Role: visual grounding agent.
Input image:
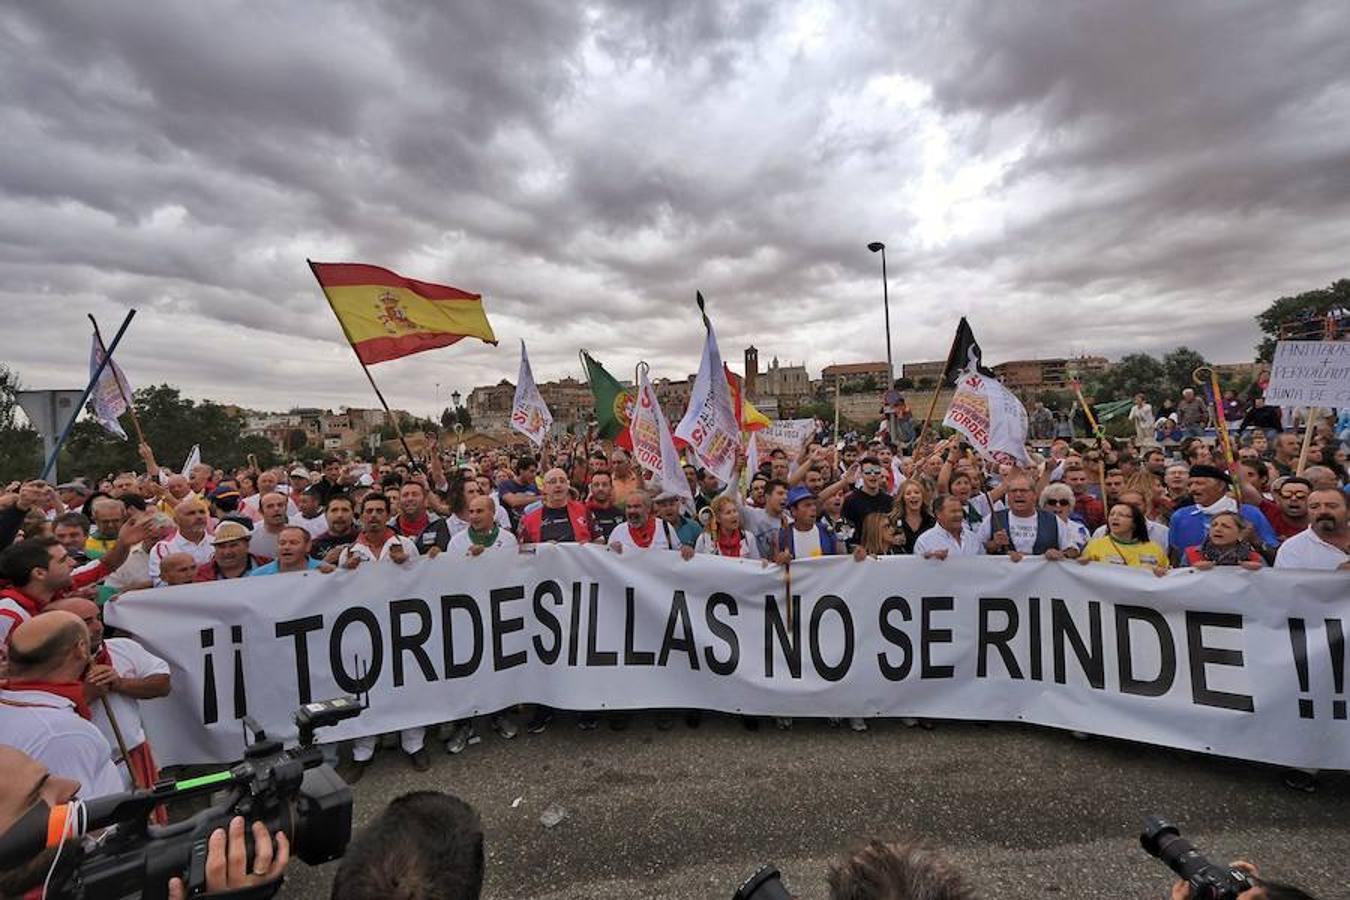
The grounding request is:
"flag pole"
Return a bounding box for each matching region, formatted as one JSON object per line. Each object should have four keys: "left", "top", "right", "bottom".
{"left": 88, "top": 314, "right": 145, "bottom": 445}
{"left": 1070, "top": 378, "right": 1107, "bottom": 493}
{"left": 39, "top": 309, "right": 136, "bottom": 480}
{"left": 307, "top": 260, "right": 417, "bottom": 465}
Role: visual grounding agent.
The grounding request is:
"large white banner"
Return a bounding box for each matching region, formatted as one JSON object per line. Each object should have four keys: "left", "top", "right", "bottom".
{"left": 105, "top": 551, "right": 1349, "bottom": 770}
{"left": 1264, "top": 340, "right": 1350, "bottom": 408}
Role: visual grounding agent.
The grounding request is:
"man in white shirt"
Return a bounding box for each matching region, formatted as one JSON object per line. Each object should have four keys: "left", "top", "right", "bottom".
{"left": 292, "top": 486, "right": 330, "bottom": 539}
{"left": 445, "top": 496, "right": 519, "bottom": 556}
{"left": 337, "top": 494, "right": 418, "bottom": 569}
{"left": 0, "top": 611, "right": 125, "bottom": 799}
{"left": 336, "top": 494, "right": 425, "bottom": 778}
{"left": 49, "top": 597, "right": 170, "bottom": 796}
{"left": 978, "top": 473, "right": 1077, "bottom": 560}
{"left": 608, "top": 491, "right": 683, "bottom": 555}
{"left": 148, "top": 497, "right": 214, "bottom": 584}
{"left": 914, "top": 496, "right": 985, "bottom": 559}
{"left": 1275, "top": 489, "right": 1350, "bottom": 571}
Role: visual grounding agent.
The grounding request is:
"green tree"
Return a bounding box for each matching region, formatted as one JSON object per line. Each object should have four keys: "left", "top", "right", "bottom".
{"left": 0, "top": 365, "right": 41, "bottom": 484}
{"left": 285, "top": 428, "right": 309, "bottom": 453}
{"left": 455, "top": 406, "right": 472, "bottom": 428}
{"left": 1086, "top": 353, "right": 1166, "bottom": 405}
{"left": 1254, "top": 278, "right": 1349, "bottom": 361}
{"left": 440, "top": 407, "right": 455, "bottom": 429}
{"left": 1161, "top": 346, "right": 1208, "bottom": 400}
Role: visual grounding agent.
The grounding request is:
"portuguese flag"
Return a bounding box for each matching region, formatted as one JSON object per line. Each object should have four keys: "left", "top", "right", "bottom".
{"left": 309, "top": 261, "right": 497, "bottom": 365}
{"left": 581, "top": 350, "right": 634, "bottom": 449}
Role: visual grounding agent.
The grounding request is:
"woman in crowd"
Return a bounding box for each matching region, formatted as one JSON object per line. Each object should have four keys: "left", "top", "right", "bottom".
{"left": 891, "top": 480, "right": 933, "bottom": 554}
{"left": 851, "top": 512, "right": 904, "bottom": 559}
{"left": 694, "top": 495, "right": 760, "bottom": 559}
{"left": 1182, "top": 511, "right": 1265, "bottom": 569}
{"left": 237, "top": 472, "right": 257, "bottom": 500}
{"left": 1039, "top": 482, "right": 1089, "bottom": 550}
{"left": 1079, "top": 503, "right": 1169, "bottom": 576}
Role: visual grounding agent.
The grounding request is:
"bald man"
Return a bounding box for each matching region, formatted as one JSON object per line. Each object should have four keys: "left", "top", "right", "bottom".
{"left": 517, "top": 468, "right": 593, "bottom": 545}
{"left": 0, "top": 611, "right": 125, "bottom": 799}
{"left": 48, "top": 597, "right": 170, "bottom": 800}
{"left": 148, "top": 498, "right": 214, "bottom": 584}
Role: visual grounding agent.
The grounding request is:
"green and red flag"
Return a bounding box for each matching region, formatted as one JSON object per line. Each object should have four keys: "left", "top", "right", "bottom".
{"left": 581, "top": 350, "right": 634, "bottom": 450}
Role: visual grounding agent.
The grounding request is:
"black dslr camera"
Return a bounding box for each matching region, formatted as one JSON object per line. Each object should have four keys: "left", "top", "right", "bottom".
{"left": 1140, "top": 816, "right": 1253, "bottom": 900}
{"left": 733, "top": 864, "right": 792, "bottom": 900}
{"left": 0, "top": 696, "right": 362, "bottom": 900}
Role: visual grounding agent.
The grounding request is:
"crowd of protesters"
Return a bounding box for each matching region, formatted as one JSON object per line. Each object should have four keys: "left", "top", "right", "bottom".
{"left": 0, "top": 390, "right": 1346, "bottom": 800}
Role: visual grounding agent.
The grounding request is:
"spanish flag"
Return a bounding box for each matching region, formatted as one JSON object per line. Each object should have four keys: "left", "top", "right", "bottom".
{"left": 724, "top": 365, "right": 770, "bottom": 431}
{"left": 309, "top": 261, "right": 497, "bottom": 365}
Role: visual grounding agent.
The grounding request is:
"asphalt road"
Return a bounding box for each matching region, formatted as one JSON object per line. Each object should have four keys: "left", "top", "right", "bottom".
{"left": 280, "top": 714, "right": 1348, "bottom": 899}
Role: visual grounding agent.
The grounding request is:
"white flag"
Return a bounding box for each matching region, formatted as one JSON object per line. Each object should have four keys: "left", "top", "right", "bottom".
{"left": 942, "top": 366, "right": 1030, "bottom": 466}
{"left": 88, "top": 334, "right": 133, "bottom": 440}
{"left": 181, "top": 444, "right": 201, "bottom": 478}
{"left": 510, "top": 340, "right": 553, "bottom": 447}
{"left": 629, "top": 366, "right": 693, "bottom": 504}
{"left": 675, "top": 295, "right": 742, "bottom": 484}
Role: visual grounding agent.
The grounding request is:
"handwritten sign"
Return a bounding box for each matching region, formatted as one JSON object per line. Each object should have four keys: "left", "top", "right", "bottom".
{"left": 1264, "top": 341, "right": 1350, "bottom": 408}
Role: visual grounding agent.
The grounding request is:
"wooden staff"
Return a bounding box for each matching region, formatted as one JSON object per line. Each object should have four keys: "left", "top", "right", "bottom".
{"left": 1193, "top": 366, "right": 1244, "bottom": 501}
{"left": 99, "top": 696, "right": 147, "bottom": 789}
{"left": 1296, "top": 407, "right": 1318, "bottom": 475}
{"left": 1069, "top": 379, "right": 1107, "bottom": 494}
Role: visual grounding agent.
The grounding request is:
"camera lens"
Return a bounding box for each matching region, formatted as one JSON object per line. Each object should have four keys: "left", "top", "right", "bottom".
{"left": 732, "top": 864, "right": 792, "bottom": 900}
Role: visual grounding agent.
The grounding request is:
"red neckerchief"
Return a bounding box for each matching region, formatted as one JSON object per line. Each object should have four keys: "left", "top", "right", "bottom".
{"left": 0, "top": 586, "right": 42, "bottom": 617}
{"left": 716, "top": 530, "right": 743, "bottom": 557}
{"left": 396, "top": 512, "right": 429, "bottom": 536}
{"left": 629, "top": 518, "right": 656, "bottom": 548}
{"left": 2, "top": 679, "right": 93, "bottom": 719}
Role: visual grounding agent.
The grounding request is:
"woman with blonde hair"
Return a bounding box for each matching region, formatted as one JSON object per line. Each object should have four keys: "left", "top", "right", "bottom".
{"left": 852, "top": 512, "right": 904, "bottom": 559}
{"left": 891, "top": 479, "right": 933, "bottom": 554}
{"left": 694, "top": 495, "right": 760, "bottom": 559}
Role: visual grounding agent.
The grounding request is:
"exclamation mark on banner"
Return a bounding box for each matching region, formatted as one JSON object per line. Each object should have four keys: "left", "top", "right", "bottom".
{"left": 1327, "top": 618, "right": 1346, "bottom": 721}
{"left": 231, "top": 625, "right": 248, "bottom": 719}
{"left": 1288, "top": 618, "right": 1313, "bottom": 719}
{"left": 200, "top": 627, "right": 218, "bottom": 725}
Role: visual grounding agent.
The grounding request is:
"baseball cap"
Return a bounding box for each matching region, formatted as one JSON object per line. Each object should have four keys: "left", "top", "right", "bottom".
{"left": 786, "top": 485, "right": 817, "bottom": 508}
{"left": 289, "top": 467, "right": 310, "bottom": 479}
{"left": 653, "top": 489, "right": 683, "bottom": 503}
{"left": 212, "top": 521, "right": 252, "bottom": 545}
{"left": 208, "top": 486, "right": 240, "bottom": 503}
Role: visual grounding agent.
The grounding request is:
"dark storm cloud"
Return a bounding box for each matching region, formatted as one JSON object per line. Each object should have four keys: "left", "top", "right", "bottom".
{"left": 2, "top": 1, "right": 1348, "bottom": 418}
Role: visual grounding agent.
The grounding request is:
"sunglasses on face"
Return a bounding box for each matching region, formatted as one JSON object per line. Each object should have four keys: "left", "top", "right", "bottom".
{"left": 1044, "top": 499, "right": 1071, "bottom": 507}
{"left": 861, "top": 467, "right": 883, "bottom": 476}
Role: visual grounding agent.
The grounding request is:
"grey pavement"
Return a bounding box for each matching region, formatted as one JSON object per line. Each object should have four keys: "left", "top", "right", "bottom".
{"left": 280, "top": 714, "right": 1348, "bottom": 899}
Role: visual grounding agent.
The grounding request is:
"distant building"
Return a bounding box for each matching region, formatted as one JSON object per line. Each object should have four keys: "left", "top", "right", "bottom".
{"left": 821, "top": 361, "right": 890, "bottom": 392}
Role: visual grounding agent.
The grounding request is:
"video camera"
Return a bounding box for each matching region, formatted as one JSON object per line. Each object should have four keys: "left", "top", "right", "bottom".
{"left": 1140, "top": 816, "right": 1254, "bottom": 900}
{"left": 0, "top": 696, "right": 362, "bottom": 900}
{"left": 732, "top": 864, "right": 791, "bottom": 900}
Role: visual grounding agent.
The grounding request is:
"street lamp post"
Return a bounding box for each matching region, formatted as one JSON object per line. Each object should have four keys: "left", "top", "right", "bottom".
{"left": 867, "top": 241, "right": 895, "bottom": 442}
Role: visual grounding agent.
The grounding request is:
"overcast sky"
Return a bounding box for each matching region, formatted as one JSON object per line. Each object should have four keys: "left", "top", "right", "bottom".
{"left": 3, "top": 1, "right": 1349, "bottom": 417}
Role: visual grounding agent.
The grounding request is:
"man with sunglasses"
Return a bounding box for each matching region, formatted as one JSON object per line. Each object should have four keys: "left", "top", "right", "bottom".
{"left": 840, "top": 456, "right": 893, "bottom": 548}
{"left": 978, "top": 472, "right": 1078, "bottom": 560}
{"left": 1260, "top": 476, "right": 1314, "bottom": 540}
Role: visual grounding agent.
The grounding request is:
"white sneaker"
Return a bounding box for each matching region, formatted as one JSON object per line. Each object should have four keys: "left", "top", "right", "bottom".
{"left": 848, "top": 717, "right": 867, "bottom": 732}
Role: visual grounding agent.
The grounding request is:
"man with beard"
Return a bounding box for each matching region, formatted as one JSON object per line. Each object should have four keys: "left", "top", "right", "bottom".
{"left": 1275, "top": 488, "right": 1350, "bottom": 570}
{"left": 311, "top": 494, "right": 359, "bottom": 562}
{"left": 585, "top": 471, "right": 625, "bottom": 542}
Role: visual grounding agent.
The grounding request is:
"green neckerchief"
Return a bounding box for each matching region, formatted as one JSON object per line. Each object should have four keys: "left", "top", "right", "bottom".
{"left": 468, "top": 525, "right": 500, "bottom": 547}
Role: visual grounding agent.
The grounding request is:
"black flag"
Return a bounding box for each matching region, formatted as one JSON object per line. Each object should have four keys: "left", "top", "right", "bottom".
{"left": 941, "top": 317, "right": 994, "bottom": 386}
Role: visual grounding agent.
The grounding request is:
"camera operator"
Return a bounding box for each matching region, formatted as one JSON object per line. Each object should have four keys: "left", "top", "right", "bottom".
{"left": 330, "top": 791, "right": 483, "bottom": 900}
{"left": 1166, "top": 862, "right": 1318, "bottom": 900}
{"left": 0, "top": 745, "right": 289, "bottom": 899}
{"left": 825, "top": 840, "right": 974, "bottom": 900}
